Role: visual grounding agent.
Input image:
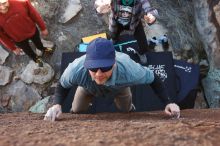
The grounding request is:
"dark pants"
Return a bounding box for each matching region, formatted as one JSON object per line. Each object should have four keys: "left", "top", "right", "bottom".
{"left": 15, "top": 28, "right": 45, "bottom": 62}
{"left": 112, "top": 22, "right": 151, "bottom": 55}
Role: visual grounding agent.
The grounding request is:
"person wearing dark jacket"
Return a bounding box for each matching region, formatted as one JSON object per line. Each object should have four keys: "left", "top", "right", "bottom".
{"left": 44, "top": 38, "right": 180, "bottom": 122}
{"left": 0, "top": 0, "right": 53, "bottom": 67}
{"left": 95, "top": 0, "right": 158, "bottom": 64}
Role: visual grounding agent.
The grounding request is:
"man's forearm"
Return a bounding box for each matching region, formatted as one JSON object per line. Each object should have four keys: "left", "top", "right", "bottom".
{"left": 54, "top": 82, "right": 71, "bottom": 105}
{"left": 150, "top": 73, "right": 172, "bottom": 105}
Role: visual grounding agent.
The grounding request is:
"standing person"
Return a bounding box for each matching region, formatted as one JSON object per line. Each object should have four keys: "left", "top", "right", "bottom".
{"left": 95, "top": 0, "right": 158, "bottom": 64}
{"left": 0, "top": 0, "right": 54, "bottom": 67}
{"left": 44, "top": 38, "right": 180, "bottom": 122}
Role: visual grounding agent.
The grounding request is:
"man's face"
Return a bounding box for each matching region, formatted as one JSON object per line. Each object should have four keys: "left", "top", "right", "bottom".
{"left": 89, "top": 65, "right": 114, "bottom": 85}
{"left": 0, "top": 0, "right": 9, "bottom": 14}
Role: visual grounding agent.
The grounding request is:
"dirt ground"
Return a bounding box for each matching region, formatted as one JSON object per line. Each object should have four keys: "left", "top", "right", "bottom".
{"left": 0, "top": 109, "right": 220, "bottom": 146}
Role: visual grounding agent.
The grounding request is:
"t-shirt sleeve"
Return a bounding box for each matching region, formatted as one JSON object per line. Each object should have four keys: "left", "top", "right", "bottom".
{"left": 59, "top": 56, "right": 86, "bottom": 88}
{"left": 116, "top": 52, "right": 154, "bottom": 85}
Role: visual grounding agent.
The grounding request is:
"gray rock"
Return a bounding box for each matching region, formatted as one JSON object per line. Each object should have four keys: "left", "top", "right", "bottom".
{"left": 0, "top": 66, "right": 13, "bottom": 86}
{"left": 8, "top": 81, "right": 42, "bottom": 112}
{"left": 0, "top": 45, "right": 9, "bottom": 65}
{"left": 31, "top": 0, "right": 59, "bottom": 19}
{"left": 41, "top": 39, "right": 55, "bottom": 48}
{"left": 59, "top": 0, "right": 82, "bottom": 23}
{"left": 202, "top": 70, "right": 220, "bottom": 107}
{"left": 29, "top": 96, "right": 50, "bottom": 113}
{"left": 20, "top": 61, "right": 54, "bottom": 84}
{"left": 193, "top": 0, "right": 220, "bottom": 68}
{"left": 0, "top": 95, "right": 11, "bottom": 107}
{"left": 193, "top": 0, "right": 220, "bottom": 107}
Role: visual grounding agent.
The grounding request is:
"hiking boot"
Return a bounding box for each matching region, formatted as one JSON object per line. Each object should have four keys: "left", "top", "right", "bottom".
{"left": 138, "top": 54, "right": 147, "bottom": 64}
{"left": 36, "top": 58, "right": 43, "bottom": 67}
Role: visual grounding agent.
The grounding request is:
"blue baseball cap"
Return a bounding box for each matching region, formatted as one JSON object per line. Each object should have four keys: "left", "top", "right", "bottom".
{"left": 84, "top": 38, "right": 115, "bottom": 69}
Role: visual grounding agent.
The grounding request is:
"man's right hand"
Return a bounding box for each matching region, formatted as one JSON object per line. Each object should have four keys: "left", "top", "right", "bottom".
{"left": 144, "top": 13, "right": 156, "bottom": 25}
{"left": 44, "top": 104, "right": 62, "bottom": 122}
{"left": 164, "top": 103, "right": 180, "bottom": 118}
{"left": 94, "top": 0, "right": 111, "bottom": 14}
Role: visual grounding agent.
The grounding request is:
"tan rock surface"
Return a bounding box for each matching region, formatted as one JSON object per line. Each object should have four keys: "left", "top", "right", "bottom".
{"left": 0, "top": 109, "right": 220, "bottom": 146}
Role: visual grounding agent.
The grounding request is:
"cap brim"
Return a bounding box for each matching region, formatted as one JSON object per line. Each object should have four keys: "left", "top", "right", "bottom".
{"left": 84, "top": 59, "right": 115, "bottom": 69}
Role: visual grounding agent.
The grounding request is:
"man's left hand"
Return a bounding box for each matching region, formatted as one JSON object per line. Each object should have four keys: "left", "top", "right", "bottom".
{"left": 164, "top": 103, "right": 180, "bottom": 118}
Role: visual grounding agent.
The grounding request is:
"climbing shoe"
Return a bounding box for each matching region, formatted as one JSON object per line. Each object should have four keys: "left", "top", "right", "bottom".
{"left": 36, "top": 58, "right": 43, "bottom": 67}
{"left": 44, "top": 47, "right": 54, "bottom": 54}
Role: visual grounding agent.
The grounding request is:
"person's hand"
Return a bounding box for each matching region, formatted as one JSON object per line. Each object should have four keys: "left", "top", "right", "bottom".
{"left": 94, "top": 0, "right": 111, "bottom": 14}
{"left": 44, "top": 104, "right": 62, "bottom": 122}
{"left": 13, "top": 47, "right": 24, "bottom": 55}
{"left": 41, "top": 29, "right": 49, "bottom": 37}
{"left": 144, "top": 13, "right": 156, "bottom": 24}
{"left": 164, "top": 103, "right": 180, "bottom": 118}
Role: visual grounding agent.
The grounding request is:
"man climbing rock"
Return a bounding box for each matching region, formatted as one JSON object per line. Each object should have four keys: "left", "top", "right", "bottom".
{"left": 44, "top": 38, "right": 180, "bottom": 122}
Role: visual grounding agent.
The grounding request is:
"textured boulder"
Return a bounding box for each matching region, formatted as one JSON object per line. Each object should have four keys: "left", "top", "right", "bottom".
{"left": 0, "top": 66, "right": 13, "bottom": 86}
{"left": 0, "top": 46, "right": 9, "bottom": 65}
{"left": 20, "top": 61, "right": 54, "bottom": 84}
{"left": 7, "top": 81, "right": 42, "bottom": 112}
{"left": 193, "top": 0, "right": 220, "bottom": 107}
{"left": 59, "top": 0, "right": 82, "bottom": 23}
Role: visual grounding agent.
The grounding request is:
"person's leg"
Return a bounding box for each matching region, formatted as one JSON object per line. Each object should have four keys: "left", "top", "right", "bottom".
{"left": 71, "top": 86, "right": 93, "bottom": 113}
{"left": 133, "top": 22, "right": 150, "bottom": 54}
{"left": 31, "top": 28, "right": 54, "bottom": 54}
{"left": 134, "top": 22, "right": 155, "bottom": 64}
{"left": 114, "top": 87, "right": 133, "bottom": 112}
{"left": 15, "top": 39, "right": 38, "bottom": 62}
{"left": 110, "top": 24, "right": 124, "bottom": 44}
{"left": 30, "top": 28, "right": 45, "bottom": 51}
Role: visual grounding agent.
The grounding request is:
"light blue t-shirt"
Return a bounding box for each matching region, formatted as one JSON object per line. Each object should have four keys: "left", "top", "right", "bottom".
{"left": 60, "top": 52, "right": 154, "bottom": 98}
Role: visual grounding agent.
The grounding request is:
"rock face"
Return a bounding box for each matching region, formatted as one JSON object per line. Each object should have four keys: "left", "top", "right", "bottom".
{"left": 29, "top": 96, "right": 50, "bottom": 113}
{"left": 0, "top": 46, "right": 9, "bottom": 65}
{"left": 58, "top": 0, "right": 82, "bottom": 23}
{"left": 193, "top": 0, "right": 220, "bottom": 107}
{"left": 7, "top": 81, "right": 42, "bottom": 112}
{"left": 31, "top": 0, "right": 60, "bottom": 19}
{"left": 0, "top": 66, "right": 13, "bottom": 86}
{"left": 20, "top": 61, "right": 54, "bottom": 84}
{"left": 0, "top": 109, "right": 220, "bottom": 146}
